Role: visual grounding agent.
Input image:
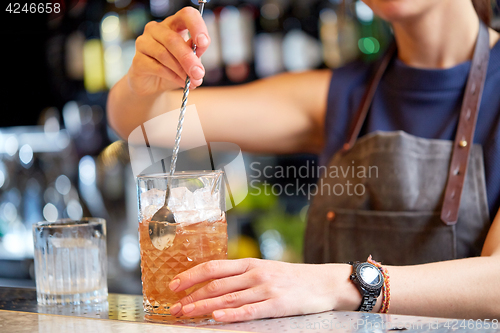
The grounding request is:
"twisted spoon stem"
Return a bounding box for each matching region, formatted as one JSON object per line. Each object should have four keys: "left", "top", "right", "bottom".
{"left": 169, "top": 0, "right": 206, "bottom": 178}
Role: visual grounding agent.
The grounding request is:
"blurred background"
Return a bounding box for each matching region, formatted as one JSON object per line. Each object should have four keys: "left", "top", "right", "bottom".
{"left": 1, "top": 0, "right": 499, "bottom": 294}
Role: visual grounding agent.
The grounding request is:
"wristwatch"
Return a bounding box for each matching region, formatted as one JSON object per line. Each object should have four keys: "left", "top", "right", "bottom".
{"left": 348, "top": 261, "right": 384, "bottom": 312}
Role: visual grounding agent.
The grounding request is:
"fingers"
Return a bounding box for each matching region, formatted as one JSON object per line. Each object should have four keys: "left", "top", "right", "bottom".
{"left": 179, "top": 275, "right": 252, "bottom": 305}
{"left": 130, "top": 6, "right": 209, "bottom": 92}
{"left": 173, "top": 286, "right": 267, "bottom": 318}
{"left": 143, "top": 21, "right": 205, "bottom": 82}
{"left": 170, "top": 273, "right": 254, "bottom": 316}
{"left": 213, "top": 300, "right": 281, "bottom": 322}
{"left": 135, "top": 36, "right": 202, "bottom": 89}
{"left": 165, "top": 6, "right": 211, "bottom": 56}
{"left": 129, "top": 53, "right": 186, "bottom": 92}
{"left": 135, "top": 34, "right": 185, "bottom": 81}
{"left": 170, "top": 259, "right": 253, "bottom": 293}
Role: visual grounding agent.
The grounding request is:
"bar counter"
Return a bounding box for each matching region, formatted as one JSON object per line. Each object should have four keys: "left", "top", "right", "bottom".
{"left": 1, "top": 287, "right": 498, "bottom": 333}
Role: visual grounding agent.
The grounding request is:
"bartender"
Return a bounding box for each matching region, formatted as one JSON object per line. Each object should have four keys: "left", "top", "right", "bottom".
{"left": 107, "top": 0, "right": 500, "bottom": 321}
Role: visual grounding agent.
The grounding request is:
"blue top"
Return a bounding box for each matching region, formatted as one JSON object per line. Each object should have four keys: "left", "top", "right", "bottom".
{"left": 321, "top": 41, "right": 500, "bottom": 220}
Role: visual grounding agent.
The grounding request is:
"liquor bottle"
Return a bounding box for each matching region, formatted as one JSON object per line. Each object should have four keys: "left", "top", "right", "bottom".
{"left": 254, "top": 0, "right": 286, "bottom": 78}
{"left": 201, "top": 9, "right": 224, "bottom": 84}
{"left": 319, "top": 7, "right": 342, "bottom": 68}
{"left": 219, "top": 5, "right": 255, "bottom": 82}
{"left": 281, "top": 0, "right": 322, "bottom": 72}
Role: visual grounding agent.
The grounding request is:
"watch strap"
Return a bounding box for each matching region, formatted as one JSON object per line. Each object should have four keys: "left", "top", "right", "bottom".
{"left": 357, "top": 291, "right": 378, "bottom": 312}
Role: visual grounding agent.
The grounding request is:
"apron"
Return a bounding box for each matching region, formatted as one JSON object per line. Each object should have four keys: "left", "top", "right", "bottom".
{"left": 305, "top": 22, "right": 491, "bottom": 266}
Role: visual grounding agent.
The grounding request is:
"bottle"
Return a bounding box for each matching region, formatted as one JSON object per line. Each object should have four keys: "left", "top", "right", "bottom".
{"left": 254, "top": 0, "right": 285, "bottom": 78}
{"left": 201, "top": 9, "right": 224, "bottom": 84}
{"left": 219, "top": 5, "right": 255, "bottom": 82}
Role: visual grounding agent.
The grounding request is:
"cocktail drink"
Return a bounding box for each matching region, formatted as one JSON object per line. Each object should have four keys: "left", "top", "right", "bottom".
{"left": 136, "top": 171, "right": 227, "bottom": 322}
{"left": 139, "top": 217, "right": 227, "bottom": 318}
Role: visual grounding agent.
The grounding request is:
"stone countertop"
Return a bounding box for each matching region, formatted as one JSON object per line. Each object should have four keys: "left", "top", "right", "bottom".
{"left": 1, "top": 310, "right": 225, "bottom": 333}
{"left": 1, "top": 287, "right": 498, "bottom": 333}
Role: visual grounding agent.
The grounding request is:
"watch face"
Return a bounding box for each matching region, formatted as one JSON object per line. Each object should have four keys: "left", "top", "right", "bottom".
{"left": 359, "top": 265, "right": 381, "bottom": 286}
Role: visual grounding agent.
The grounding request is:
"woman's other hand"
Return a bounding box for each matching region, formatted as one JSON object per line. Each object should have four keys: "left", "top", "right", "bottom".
{"left": 167, "top": 258, "right": 360, "bottom": 322}
{"left": 128, "top": 7, "right": 210, "bottom": 95}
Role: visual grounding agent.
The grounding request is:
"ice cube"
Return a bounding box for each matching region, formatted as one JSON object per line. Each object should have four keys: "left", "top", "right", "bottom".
{"left": 199, "top": 209, "right": 223, "bottom": 222}
{"left": 141, "top": 188, "right": 165, "bottom": 208}
{"left": 173, "top": 210, "right": 202, "bottom": 224}
{"left": 168, "top": 186, "right": 195, "bottom": 211}
{"left": 173, "top": 209, "right": 223, "bottom": 225}
{"left": 193, "top": 187, "right": 219, "bottom": 210}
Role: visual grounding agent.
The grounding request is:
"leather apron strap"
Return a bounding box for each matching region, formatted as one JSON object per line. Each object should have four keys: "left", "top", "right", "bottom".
{"left": 341, "top": 22, "right": 490, "bottom": 226}
{"left": 441, "top": 23, "right": 490, "bottom": 225}
{"left": 342, "top": 42, "right": 397, "bottom": 152}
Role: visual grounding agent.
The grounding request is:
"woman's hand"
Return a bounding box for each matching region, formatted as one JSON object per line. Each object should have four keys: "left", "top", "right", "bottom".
{"left": 168, "top": 258, "right": 360, "bottom": 322}
{"left": 127, "top": 7, "right": 210, "bottom": 96}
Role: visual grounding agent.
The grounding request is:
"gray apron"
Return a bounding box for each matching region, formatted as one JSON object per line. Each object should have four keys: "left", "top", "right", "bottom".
{"left": 305, "top": 22, "right": 491, "bottom": 266}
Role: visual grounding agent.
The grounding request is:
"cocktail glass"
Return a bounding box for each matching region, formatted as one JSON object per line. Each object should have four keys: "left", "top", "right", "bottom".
{"left": 136, "top": 170, "right": 227, "bottom": 323}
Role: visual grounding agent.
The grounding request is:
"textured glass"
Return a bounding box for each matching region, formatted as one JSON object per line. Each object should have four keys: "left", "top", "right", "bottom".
{"left": 137, "top": 171, "right": 227, "bottom": 322}
{"left": 33, "top": 218, "right": 108, "bottom": 305}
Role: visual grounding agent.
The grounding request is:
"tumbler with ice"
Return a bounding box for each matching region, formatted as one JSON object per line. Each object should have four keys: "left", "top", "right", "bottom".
{"left": 136, "top": 170, "right": 227, "bottom": 322}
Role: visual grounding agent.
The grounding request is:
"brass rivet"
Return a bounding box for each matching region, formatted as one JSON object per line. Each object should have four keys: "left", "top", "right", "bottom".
{"left": 459, "top": 140, "right": 468, "bottom": 148}
{"left": 343, "top": 143, "right": 350, "bottom": 151}
{"left": 327, "top": 211, "right": 335, "bottom": 221}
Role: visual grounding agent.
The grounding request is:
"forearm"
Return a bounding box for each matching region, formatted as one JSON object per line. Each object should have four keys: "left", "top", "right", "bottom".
{"left": 166, "top": 251, "right": 499, "bottom": 321}
{"left": 107, "top": 70, "right": 330, "bottom": 154}
{"left": 107, "top": 75, "right": 166, "bottom": 139}
{"left": 382, "top": 255, "right": 500, "bottom": 319}
{"left": 176, "top": 75, "right": 326, "bottom": 154}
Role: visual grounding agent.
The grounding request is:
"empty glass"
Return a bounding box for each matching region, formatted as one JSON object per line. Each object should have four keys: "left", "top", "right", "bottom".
{"left": 32, "top": 218, "right": 108, "bottom": 305}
